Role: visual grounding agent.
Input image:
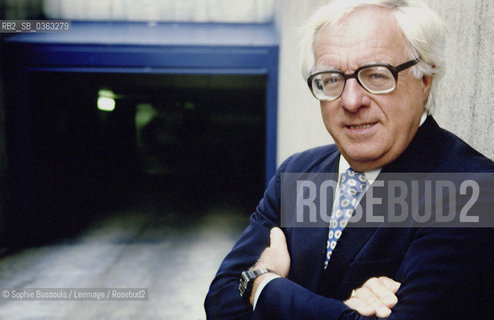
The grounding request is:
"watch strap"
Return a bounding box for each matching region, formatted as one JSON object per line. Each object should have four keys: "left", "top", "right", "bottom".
{"left": 238, "top": 268, "right": 275, "bottom": 301}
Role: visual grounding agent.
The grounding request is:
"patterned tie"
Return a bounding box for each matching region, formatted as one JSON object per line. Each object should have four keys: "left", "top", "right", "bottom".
{"left": 324, "top": 168, "right": 368, "bottom": 269}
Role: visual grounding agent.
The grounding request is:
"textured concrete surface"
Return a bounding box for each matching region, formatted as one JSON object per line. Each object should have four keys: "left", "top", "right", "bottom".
{"left": 277, "top": 0, "right": 494, "bottom": 163}
{"left": 0, "top": 207, "right": 248, "bottom": 320}
{"left": 428, "top": 0, "right": 494, "bottom": 159}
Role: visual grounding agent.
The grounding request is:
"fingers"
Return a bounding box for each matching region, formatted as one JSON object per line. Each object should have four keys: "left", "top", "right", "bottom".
{"left": 344, "top": 276, "right": 401, "bottom": 318}
{"left": 268, "top": 227, "right": 290, "bottom": 277}
{"left": 254, "top": 227, "right": 291, "bottom": 277}
{"left": 344, "top": 297, "right": 375, "bottom": 316}
{"left": 351, "top": 286, "right": 392, "bottom": 318}
{"left": 363, "top": 277, "right": 399, "bottom": 308}
{"left": 248, "top": 227, "right": 291, "bottom": 305}
{"left": 379, "top": 276, "right": 401, "bottom": 293}
{"left": 269, "top": 227, "right": 287, "bottom": 249}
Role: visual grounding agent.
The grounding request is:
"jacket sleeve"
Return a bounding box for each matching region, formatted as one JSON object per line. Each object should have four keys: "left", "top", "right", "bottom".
{"left": 204, "top": 156, "right": 291, "bottom": 320}
{"left": 254, "top": 227, "right": 494, "bottom": 320}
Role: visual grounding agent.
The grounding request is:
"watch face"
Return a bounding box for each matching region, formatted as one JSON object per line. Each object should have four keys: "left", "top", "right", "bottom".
{"left": 239, "top": 271, "right": 250, "bottom": 297}
{"left": 239, "top": 269, "right": 272, "bottom": 299}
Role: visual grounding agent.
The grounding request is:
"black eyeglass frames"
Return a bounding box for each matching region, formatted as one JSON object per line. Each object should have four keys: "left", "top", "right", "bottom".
{"left": 307, "top": 58, "right": 421, "bottom": 101}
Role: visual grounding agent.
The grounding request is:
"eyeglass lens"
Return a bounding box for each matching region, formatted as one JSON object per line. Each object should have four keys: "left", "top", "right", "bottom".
{"left": 313, "top": 66, "right": 396, "bottom": 100}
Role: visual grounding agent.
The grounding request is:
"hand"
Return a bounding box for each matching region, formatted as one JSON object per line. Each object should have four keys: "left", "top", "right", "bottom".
{"left": 344, "top": 276, "right": 401, "bottom": 318}
{"left": 249, "top": 227, "right": 291, "bottom": 304}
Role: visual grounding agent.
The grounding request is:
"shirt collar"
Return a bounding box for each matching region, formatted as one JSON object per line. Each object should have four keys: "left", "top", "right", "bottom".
{"left": 338, "top": 155, "right": 381, "bottom": 185}
{"left": 419, "top": 110, "right": 428, "bottom": 126}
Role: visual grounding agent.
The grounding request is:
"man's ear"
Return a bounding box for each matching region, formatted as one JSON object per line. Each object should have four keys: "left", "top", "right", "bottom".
{"left": 422, "top": 75, "right": 433, "bottom": 104}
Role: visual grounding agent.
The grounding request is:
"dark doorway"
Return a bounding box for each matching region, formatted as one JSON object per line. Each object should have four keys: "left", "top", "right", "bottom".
{"left": 20, "top": 72, "right": 266, "bottom": 241}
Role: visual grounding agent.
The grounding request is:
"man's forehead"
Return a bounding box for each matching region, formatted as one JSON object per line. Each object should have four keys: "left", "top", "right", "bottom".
{"left": 315, "top": 6, "right": 401, "bottom": 47}
{"left": 313, "top": 6, "right": 407, "bottom": 70}
{"left": 331, "top": 5, "right": 396, "bottom": 30}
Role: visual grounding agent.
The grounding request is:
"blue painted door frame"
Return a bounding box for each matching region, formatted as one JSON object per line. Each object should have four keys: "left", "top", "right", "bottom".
{"left": 3, "top": 21, "right": 279, "bottom": 186}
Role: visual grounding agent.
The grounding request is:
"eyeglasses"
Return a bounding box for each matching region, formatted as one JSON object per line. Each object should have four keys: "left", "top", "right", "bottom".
{"left": 307, "top": 58, "right": 421, "bottom": 101}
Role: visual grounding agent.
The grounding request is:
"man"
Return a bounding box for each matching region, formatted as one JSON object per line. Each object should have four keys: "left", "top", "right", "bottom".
{"left": 205, "top": 0, "right": 494, "bottom": 319}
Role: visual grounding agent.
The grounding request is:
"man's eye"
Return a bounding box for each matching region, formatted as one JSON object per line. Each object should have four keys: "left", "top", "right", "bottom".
{"left": 367, "top": 72, "right": 391, "bottom": 80}
{"left": 360, "top": 67, "right": 392, "bottom": 82}
{"left": 323, "top": 76, "right": 341, "bottom": 86}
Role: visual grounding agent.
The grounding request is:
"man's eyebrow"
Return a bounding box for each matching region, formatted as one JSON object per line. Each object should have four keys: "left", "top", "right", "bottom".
{"left": 313, "top": 65, "right": 340, "bottom": 72}
{"left": 314, "top": 59, "right": 391, "bottom": 73}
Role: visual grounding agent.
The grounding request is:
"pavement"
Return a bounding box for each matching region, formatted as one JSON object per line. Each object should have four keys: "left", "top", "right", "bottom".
{"left": 0, "top": 200, "right": 249, "bottom": 320}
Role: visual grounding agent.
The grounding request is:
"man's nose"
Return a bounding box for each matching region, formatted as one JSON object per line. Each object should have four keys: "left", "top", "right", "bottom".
{"left": 340, "top": 78, "right": 369, "bottom": 112}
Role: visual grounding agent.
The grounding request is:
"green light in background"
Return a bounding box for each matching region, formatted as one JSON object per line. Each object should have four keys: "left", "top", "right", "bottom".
{"left": 135, "top": 103, "right": 158, "bottom": 149}
{"left": 135, "top": 103, "right": 157, "bottom": 129}
{"left": 184, "top": 102, "right": 195, "bottom": 110}
{"left": 98, "top": 97, "right": 115, "bottom": 112}
{"left": 98, "top": 89, "right": 116, "bottom": 112}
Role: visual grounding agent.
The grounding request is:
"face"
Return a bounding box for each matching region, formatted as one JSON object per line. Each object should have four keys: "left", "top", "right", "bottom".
{"left": 313, "top": 7, "right": 432, "bottom": 171}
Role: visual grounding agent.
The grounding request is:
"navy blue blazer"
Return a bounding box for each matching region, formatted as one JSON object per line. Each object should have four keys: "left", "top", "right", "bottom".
{"left": 205, "top": 117, "right": 494, "bottom": 319}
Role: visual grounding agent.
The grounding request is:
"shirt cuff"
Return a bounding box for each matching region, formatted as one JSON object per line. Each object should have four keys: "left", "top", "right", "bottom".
{"left": 253, "top": 273, "right": 281, "bottom": 310}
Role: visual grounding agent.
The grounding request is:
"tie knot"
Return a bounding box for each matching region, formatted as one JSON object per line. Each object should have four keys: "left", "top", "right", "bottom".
{"left": 340, "top": 168, "right": 367, "bottom": 195}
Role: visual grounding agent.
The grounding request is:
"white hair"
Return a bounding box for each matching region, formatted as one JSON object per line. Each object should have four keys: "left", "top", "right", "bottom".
{"left": 300, "top": 0, "right": 446, "bottom": 112}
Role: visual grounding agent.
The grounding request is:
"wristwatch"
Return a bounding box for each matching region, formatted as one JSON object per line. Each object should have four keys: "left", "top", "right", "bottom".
{"left": 238, "top": 268, "right": 274, "bottom": 302}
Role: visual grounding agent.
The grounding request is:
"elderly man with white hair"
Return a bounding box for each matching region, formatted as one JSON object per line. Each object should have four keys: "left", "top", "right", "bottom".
{"left": 205, "top": 0, "right": 494, "bottom": 319}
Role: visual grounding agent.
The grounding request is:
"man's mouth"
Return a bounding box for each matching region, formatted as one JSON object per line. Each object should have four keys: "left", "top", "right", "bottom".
{"left": 347, "top": 122, "right": 377, "bottom": 129}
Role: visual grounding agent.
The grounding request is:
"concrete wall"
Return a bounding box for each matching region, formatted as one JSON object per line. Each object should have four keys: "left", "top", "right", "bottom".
{"left": 43, "top": 0, "right": 276, "bottom": 23}
{"left": 276, "top": 0, "right": 494, "bottom": 165}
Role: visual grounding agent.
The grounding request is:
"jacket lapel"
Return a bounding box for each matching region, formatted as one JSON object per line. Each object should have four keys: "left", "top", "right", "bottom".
{"left": 286, "top": 149, "right": 339, "bottom": 292}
